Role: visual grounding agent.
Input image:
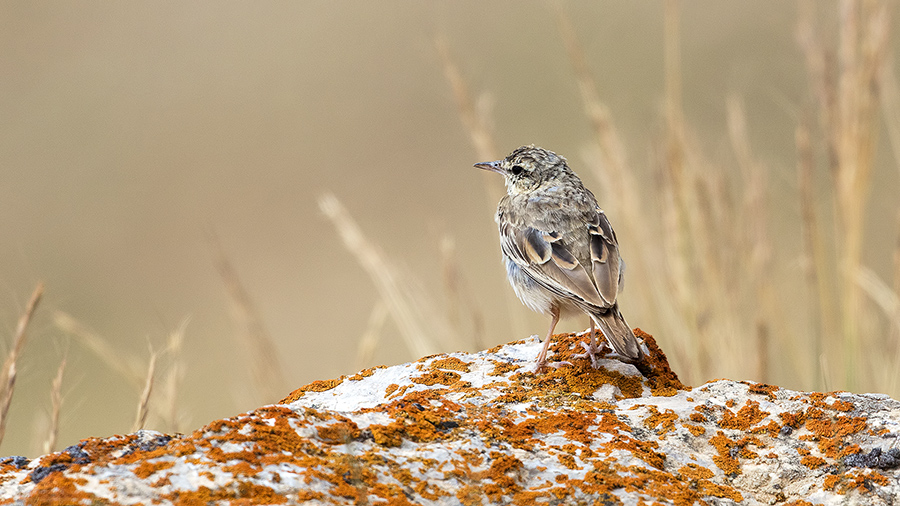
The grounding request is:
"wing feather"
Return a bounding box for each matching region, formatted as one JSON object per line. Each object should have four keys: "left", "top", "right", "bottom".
{"left": 523, "top": 228, "right": 551, "bottom": 264}
{"left": 499, "top": 210, "right": 618, "bottom": 309}
{"left": 590, "top": 211, "right": 620, "bottom": 305}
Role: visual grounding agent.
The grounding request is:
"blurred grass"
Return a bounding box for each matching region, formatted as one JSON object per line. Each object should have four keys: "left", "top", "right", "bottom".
{"left": 1, "top": 2, "right": 898, "bottom": 458}
{"left": 442, "top": 0, "right": 899, "bottom": 394}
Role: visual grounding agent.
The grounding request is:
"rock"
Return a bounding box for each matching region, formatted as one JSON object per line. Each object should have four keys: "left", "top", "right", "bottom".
{"left": 1, "top": 329, "right": 899, "bottom": 505}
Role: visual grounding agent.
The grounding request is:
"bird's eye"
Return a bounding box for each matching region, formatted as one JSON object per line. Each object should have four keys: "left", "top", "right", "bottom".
{"left": 510, "top": 165, "right": 524, "bottom": 176}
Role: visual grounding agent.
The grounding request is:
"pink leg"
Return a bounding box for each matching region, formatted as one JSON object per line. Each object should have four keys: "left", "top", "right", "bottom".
{"left": 575, "top": 317, "right": 604, "bottom": 368}
{"left": 534, "top": 306, "right": 560, "bottom": 371}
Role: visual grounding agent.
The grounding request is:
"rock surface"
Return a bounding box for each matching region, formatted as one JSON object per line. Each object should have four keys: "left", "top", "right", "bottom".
{"left": 1, "top": 329, "right": 899, "bottom": 505}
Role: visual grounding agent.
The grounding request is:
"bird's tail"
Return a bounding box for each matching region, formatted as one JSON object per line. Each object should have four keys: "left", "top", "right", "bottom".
{"left": 591, "top": 306, "right": 643, "bottom": 360}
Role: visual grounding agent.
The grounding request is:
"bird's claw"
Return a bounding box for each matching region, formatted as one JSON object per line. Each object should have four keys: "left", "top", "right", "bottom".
{"left": 533, "top": 360, "right": 573, "bottom": 373}
{"left": 575, "top": 341, "right": 605, "bottom": 369}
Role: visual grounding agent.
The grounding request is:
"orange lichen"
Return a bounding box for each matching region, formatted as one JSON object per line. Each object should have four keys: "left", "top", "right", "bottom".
{"left": 643, "top": 406, "right": 678, "bottom": 435}
{"left": 370, "top": 422, "right": 404, "bottom": 447}
{"left": 430, "top": 357, "right": 471, "bottom": 372}
{"left": 280, "top": 376, "right": 346, "bottom": 403}
{"left": 537, "top": 361, "right": 644, "bottom": 399}
{"left": 701, "top": 482, "right": 744, "bottom": 502}
{"left": 577, "top": 458, "right": 743, "bottom": 505}
{"left": 709, "top": 432, "right": 741, "bottom": 476}
{"left": 362, "top": 395, "right": 463, "bottom": 449}
{"left": 801, "top": 410, "right": 867, "bottom": 458}
{"left": 750, "top": 420, "right": 781, "bottom": 437}
{"left": 868, "top": 426, "right": 889, "bottom": 436}
{"left": 684, "top": 424, "right": 706, "bottom": 437}
{"left": 824, "top": 469, "right": 890, "bottom": 495}
{"left": 22, "top": 472, "right": 95, "bottom": 504}
{"left": 779, "top": 410, "right": 806, "bottom": 429}
{"left": 133, "top": 459, "right": 175, "bottom": 479}
{"left": 348, "top": 365, "right": 385, "bottom": 381}
{"left": 488, "top": 360, "right": 520, "bottom": 376}
{"left": 301, "top": 377, "right": 345, "bottom": 392}
{"left": 747, "top": 382, "right": 779, "bottom": 400}
{"left": 411, "top": 370, "right": 467, "bottom": 387}
{"left": 633, "top": 329, "right": 686, "bottom": 392}
{"left": 387, "top": 384, "right": 413, "bottom": 400}
{"left": 839, "top": 444, "right": 862, "bottom": 458}
{"left": 556, "top": 453, "right": 581, "bottom": 469}
{"left": 823, "top": 475, "right": 840, "bottom": 491}
{"left": 478, "top": 453, "right": 524, "bottom": 502}
{"left": 316, "top": 420, "right": 362, "bottom": 444}
{"left": 708, "top": 432, "right": 761, "bottom": 475}
{"left": 678, "top": 463, "right": 713, "bottom": 480}
{"left": 801, "top": 456, "right": 827, "bottom": 469}
{"left": 718, "top": 400, "right": 768, "bottom": 430}
{"left": 828, "top": 399, "right": 854, "bottom": 412}
{"left": 165, "top": 482, "right": 288, "bottom": 505}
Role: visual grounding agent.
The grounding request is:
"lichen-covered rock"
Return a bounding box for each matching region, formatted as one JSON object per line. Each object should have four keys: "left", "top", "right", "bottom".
{"left": 1, "top": 329, "right": 898, "bottom": 505}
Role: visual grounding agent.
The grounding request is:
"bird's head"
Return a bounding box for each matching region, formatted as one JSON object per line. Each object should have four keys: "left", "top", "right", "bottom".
{"left": 474, "top": 145, "right": 566, "bottom": 195}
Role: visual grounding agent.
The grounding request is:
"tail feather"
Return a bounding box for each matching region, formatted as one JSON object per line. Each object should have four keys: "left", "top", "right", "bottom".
{"left": 592, "top": 306, "right": 643, "bottom": 360}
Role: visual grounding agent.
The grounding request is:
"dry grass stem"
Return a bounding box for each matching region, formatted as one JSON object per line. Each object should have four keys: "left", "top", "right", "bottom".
{"left": 160, "top": 318, "right": 188, "bottom": 433}
{"left": 525, "top": 2, "right": 897, "bottom": 393}
{"left": 755, "top": 324, "right": 770, "bottom": 384}
{"left": 796, "top": 117, "right": 833, "bottom": 389}
{"left": 54, "top": 312, "right": 143, "bottom": 386}
{"left": 819, "top": 353, "right": 832, "bottom": 394}
{"left": 555, "top": 6, "right": 631, "bottom": 208}
{"left": 208, "top": 231, "right": 286, "bottom": 403}
{"left": 882, "top": 60, "right": 900, "bottom": 179}
{"left": 133, "top": 348, "right": 158, "bottom": 432}
{"left": 0, "top": 283, "right": 44, "bottom": 447}
{"left": 833, "top": 1, "right": 889, "bottom": 389}
{"left": 856, "top": 267, "right": 900, "bottom": 389}
{"left": 727, "top": 96, "right": 778, "bottom": 383}
{"left": 438, "top": 36, "right": 535, "bottom": 340}
{"left": 319, "top": 193, "right": 454, "bottom": 359}
{"left": 855, "top": 266, "right": 900, "bottom": 329}
{"left": 43, "top": 352, "right": 68, "bottom": 454}
{"left": 556, "top": 4, "right": 696, "bottom": 380}
{"left": 661, "top": 0, "right": 711, "bottom": 381}
{"left": 895, "top": 210, "right": 900, "bottom": 307}
{"left": 439, "top": 235, "right": 485, "bottom": 351}
{"left": 355, "top": 300, "right": 389, "bottom": 371}
{"left": 434, "top": 36, "right": 500, "bottom": 166}
{"left": 797, "top": 1, "right": 892, "bottom": 389}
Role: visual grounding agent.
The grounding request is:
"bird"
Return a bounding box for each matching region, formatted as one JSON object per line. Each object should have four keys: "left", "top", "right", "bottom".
{"left": 475, "top": 145, "right": 643, "bottom": 371}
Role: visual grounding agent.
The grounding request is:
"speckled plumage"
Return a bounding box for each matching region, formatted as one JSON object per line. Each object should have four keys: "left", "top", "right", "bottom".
{"left": 475, "top": 145, "right": 643, "bottom": 370}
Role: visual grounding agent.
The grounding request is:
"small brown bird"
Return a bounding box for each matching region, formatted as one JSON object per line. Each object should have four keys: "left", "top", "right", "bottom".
{"left": 475, "top": 145, "right": 643, "bottom": 370}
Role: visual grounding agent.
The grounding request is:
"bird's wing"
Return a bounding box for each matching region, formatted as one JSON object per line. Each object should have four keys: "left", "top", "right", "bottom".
{"left": 590, "top": 210, "right": 621, "bottom": 305}
{"left": 500, "top": 208, "right": 620, "bottom": 309}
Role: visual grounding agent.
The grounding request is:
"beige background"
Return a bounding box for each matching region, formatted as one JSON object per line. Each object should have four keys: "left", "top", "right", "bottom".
{"left": 1, "top": 2, "right": 898, "bottom": 457}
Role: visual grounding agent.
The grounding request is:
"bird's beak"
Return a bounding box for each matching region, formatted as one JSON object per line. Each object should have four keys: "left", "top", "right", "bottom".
{"left": 473, "top": 160, "right": 504, "bottom": 174}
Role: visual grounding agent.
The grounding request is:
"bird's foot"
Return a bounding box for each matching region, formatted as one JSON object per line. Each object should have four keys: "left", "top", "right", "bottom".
{"left": 533, "top": 360, "right": 573, "bottom": 373}
{"left": 574, "top": 341, "right": 606, "bottom": 369}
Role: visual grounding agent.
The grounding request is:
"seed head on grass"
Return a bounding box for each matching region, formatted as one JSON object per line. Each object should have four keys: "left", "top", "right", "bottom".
{"left": 0, "top": 283, "right": 44, "bottom": 448}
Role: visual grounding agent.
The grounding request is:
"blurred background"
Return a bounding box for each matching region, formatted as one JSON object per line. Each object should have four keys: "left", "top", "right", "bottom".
{"left": 1, "top": 1, "right": 898, "bottom": 457}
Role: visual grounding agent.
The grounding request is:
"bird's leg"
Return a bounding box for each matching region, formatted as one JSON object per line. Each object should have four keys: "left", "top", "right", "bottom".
{"left": 575, "top": 317, "right": 605, "bottom": 369}
{"left": 534, "top": 306, "right": 569, "bottom": 371}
